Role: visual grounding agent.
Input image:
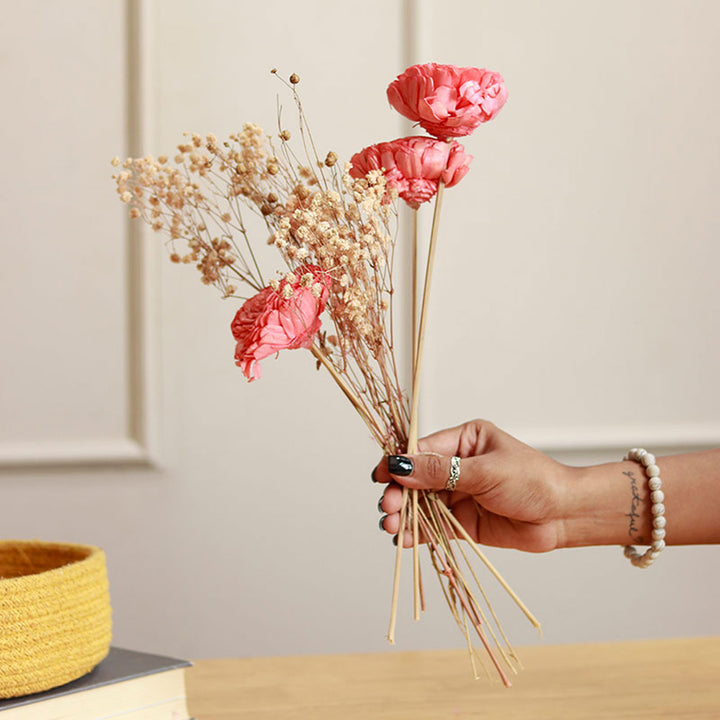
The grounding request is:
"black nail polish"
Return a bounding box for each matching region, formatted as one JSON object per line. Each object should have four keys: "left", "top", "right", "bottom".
{"left": 379, "top": 515, "right": 387, "bottom": 531}
{"left": 392, "top": 534, "right": 398, "bottom": 546}
{"left": 388, "top": 455, "right": 413, "bottom": 476}
{"left": 377, "top": 496, "right": 385, "bottom": 513}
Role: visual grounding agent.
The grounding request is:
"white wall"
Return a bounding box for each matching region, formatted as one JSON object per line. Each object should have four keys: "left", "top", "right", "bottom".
{"left": 1, "top": 0, "right": 718, "bottom": 661}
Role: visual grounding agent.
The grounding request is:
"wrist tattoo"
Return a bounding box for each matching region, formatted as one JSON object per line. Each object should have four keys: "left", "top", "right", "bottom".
{"left": 623, "top": 470, "right": 645, "bottom": 544}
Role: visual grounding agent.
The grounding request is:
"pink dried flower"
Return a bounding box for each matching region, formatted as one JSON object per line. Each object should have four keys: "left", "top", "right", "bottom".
{"left": 349, "top": 137, "right": 472, "bottom": 208}
{"left": 231, "top": 265, "right": 331, "bottom": 381}
{"left": 387, "top": 63, "right": 508, "bottom": 139}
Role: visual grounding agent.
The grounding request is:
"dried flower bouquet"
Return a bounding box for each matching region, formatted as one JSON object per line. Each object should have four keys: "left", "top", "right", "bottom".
{"left": 114, "top": 63, "right": 539, "bottom": 685}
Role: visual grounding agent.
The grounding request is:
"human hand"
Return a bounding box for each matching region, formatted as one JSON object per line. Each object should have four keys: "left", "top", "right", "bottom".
{"left": 374, "top": 419, "right": 572, "bottom": 552}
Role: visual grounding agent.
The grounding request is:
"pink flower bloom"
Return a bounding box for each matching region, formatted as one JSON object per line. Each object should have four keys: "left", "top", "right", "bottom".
{"left": 349, "top": 137, "right": 472, "bottom": 208}
{"left": 231, "top": 265, "right": 330, "bottom": 381}
{"left": 387, "top": 63, "right": 508, "bottom": 139}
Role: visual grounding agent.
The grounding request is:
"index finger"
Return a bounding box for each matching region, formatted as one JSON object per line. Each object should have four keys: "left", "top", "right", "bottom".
{"left": 417, "top": 424, "right": 466, "bottom": 457}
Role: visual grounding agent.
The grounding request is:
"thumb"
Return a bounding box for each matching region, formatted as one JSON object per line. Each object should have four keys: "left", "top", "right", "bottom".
{"left": 387, "top": 453, "right": 465, "bottom": 492}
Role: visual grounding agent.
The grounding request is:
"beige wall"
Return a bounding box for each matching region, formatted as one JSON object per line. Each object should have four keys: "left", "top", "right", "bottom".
{"left": 1, "top": 0, "right": 718, "bottom": 660}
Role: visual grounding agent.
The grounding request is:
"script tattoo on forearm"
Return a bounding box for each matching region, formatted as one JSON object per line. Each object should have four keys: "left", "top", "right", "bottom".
{"left": 623, "top": 470, "right": 644, "bottom": 544}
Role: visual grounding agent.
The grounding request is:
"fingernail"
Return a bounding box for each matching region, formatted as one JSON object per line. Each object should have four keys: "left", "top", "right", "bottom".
{"left": 379, "top": 515, "right": 387, "bottom": 531}
{"left": 388, "top": 455, "right": 413, "bottom": 476}
{"left": 371, "top": 468, "right": 379, "bottom": 483}
{"left": 392, "top": 534, "right": 398, "bottom": 546}
{"left": 377, "top": 495, "right": 385, "bottom": 513}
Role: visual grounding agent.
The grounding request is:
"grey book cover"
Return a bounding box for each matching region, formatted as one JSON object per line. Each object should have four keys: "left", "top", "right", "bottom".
{"left": 0, "top": 647, "right": 192, "bottom": 711}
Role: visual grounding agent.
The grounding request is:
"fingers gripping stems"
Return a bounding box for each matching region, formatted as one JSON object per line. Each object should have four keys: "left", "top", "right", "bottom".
{"left": 388, "top": 453, "right": 461, "bottom": 492}
{"left": 447, "top": 456, "right": 461, "bottom": 491}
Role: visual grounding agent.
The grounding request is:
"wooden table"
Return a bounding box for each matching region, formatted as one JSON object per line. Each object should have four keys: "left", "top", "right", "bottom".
{"left": 187, "top": 637, "right": 720, "bottom": 719}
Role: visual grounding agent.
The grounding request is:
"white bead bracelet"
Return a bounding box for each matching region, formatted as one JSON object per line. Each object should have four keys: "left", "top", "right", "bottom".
{"left": 623, "top": 448, "right": 666, "bottom": 568}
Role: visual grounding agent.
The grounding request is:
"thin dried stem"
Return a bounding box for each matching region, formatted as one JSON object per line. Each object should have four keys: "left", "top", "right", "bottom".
{"left": 451, "top": 527, "right": 520, "bottom": 672}
{"left": 412, "top": 489, "right": 421, "bottom": 620}
{"left": 416, "top": 496, "right": 522, "bottom": 681}
{"left": 407, "top": 182, "right": 445, "bottom": 452}
{"left": 410, "top": 208, "right": 421, "bottom": 621}
{"left": 310, "top": 344, "right": 388, "bottom": 449}
{"left": 411, "top": 208, "right": 419, "bottom": 371}
{"left": 387, "top": 486, "right": 409, "bottom": 644}
{"left": 463, "top": 610, "right": 481, "bottom": 680}
{"left": 438, "top": 500, "right": 542, "bottom": 633}
{"left": 416, "top": 512, "right": 511, "bottom": 688}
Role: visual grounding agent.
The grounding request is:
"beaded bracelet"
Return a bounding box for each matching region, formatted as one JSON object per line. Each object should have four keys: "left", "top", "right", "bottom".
{"left": 623, "top": 448, "right": 666, "bottom": 568}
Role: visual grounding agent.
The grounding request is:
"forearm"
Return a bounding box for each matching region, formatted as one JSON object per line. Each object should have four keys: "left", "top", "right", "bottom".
{"left": 556, "top": 448, "right": 720, "bottom": 549}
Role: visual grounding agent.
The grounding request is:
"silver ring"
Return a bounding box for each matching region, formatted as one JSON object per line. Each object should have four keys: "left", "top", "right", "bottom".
{"left": 446, "top": 456, "right": 461, "bottom": 491}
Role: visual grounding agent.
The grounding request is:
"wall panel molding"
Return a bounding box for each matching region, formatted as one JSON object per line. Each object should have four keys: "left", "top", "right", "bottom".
{"left": 0, "top": 439, "right": 149, "bottom": 468}
{"left": 516, "top": 422, "right": 720, "bottom": 456}
{"left": 407, "top": 0, "right": 718, "bottom": 459}
{"left": 0, "top": 0, "right": 160, "bottom": 469}
{"left": 124, "top": 0, "right": 162, "bottom": 468}
{"left": 403, "top": 0, "right": 433, "bottom": 66}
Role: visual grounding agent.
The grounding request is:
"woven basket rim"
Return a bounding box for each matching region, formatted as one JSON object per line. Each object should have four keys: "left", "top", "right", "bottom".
{"left": 0, "top": 539, "right": 112, "bottom": 699}
{"left": 0, "top": 540, "right": 103, "bottom": 589}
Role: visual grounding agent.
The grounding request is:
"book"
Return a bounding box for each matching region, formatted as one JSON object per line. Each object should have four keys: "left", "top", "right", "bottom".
{"left": 0, "top": 647, "right": 193, "bottom": 719}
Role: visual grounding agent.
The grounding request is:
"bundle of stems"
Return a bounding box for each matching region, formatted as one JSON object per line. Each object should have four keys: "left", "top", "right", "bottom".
{"left": 114, "top": 75, "right": 539, "bottom": 685}
{"left": 384, "top": 184, "right": 540, "bottom": 687}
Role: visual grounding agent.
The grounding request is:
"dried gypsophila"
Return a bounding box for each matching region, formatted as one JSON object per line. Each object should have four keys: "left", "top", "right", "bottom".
{"left": 114, "top": 117, "right": 408, "bottom": 452}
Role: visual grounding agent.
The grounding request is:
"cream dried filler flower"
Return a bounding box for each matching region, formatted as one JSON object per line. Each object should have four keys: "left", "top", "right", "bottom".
{"left": 114, "top": 67, "right": 537, "bottom": 686}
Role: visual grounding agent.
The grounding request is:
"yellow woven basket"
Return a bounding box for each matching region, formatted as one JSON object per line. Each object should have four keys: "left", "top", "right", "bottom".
{"left": 0, "top": 540, "right": 112, "bottom": 698}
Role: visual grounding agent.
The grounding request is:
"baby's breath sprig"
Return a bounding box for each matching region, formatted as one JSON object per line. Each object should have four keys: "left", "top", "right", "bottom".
{"left": 113, "top": 77, "right": 408, "bottom": 453}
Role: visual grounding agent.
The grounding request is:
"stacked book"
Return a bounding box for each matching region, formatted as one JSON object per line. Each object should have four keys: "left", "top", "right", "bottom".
{"left": 0, "top": 648, "right": 192, "bottom": 719}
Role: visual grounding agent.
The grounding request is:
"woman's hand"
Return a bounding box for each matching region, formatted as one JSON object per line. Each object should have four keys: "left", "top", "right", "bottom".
{"left": 375, "top": 419, "right": 720, "bottom": 551}
{"left": 374, "top": 419, "right": 572, "bottom": 552}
